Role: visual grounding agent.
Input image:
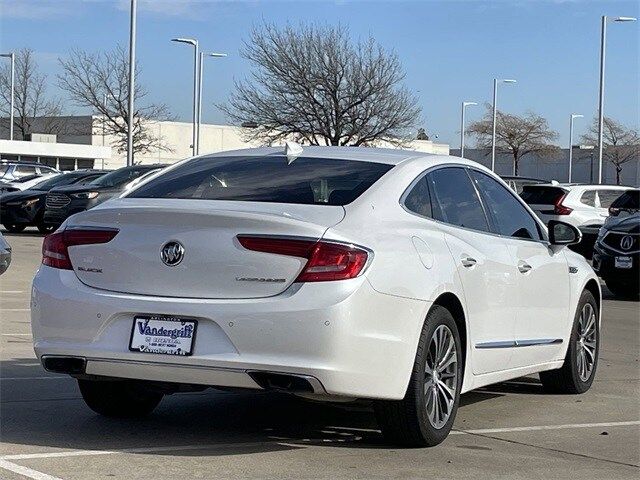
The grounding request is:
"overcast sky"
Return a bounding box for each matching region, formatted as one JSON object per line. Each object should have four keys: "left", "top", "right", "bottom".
{"left": 1, "top": 0, "right": 638, "bottom": 148}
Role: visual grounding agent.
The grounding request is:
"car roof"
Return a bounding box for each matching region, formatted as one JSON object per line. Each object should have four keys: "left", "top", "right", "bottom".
{"left": 500, "top": 175, "right": 546, "bottom": 182}
{"left": 200, "top": 146, "right": 427, "bottom": 165}
{"left": 559, "top": 184, "right": 634, "bottom": 190}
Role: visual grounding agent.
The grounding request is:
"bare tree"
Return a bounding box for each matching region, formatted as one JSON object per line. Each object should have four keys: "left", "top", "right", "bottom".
{"left": 582, "top": 117, "right": 639, "bottom": 185}
{"left": 0, "top": 48, "right": 66, "bottom": 139}
{"left": 467, "top": 107, "right": 559, "bottom": 176}
{"left": 57, "top": 46, "right": 173, "bottom": 159}
{"left": 222, "top": 23, "right": 420, "bottom": 147}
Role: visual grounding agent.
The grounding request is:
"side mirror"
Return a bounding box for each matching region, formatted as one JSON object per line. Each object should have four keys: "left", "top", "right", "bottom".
{"left": 548, "top": 220, "right": 582, "bottom": 246}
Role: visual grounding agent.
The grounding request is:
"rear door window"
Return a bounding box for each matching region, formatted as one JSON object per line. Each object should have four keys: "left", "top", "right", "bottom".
{"left": 580, "top": 190, "right": 596, "bottom": 207}
{"left": 130, "top": 156, "right": 393, "bottom": 206}
{"left": 520, "top": 186, "right": 567, "bottom": 205}
{"left": 426, "top": 167, "right": 490, "bottom": 233}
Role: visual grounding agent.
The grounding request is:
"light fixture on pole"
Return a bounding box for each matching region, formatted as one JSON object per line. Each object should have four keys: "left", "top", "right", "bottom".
{"left": 491, "top": 78, "right": 517, "bottom": 172}
{"left": 172, "top": 37, "right": 199, "bottom": 156}
{"left": 568, "top": 114, "right": 583, "bottom": 183}
{"left": 126, "top": 0, "right": 137, "bottom": 167}
{"left": 596, "top": 15, "right": 636, "bottom": 184}
{"left": 0, "top": 53, "right": 15, "bottom": 141}
{"left": 460, "top": 101, "right": 477, "bottom": 158}
{"left": 197, "top": 51, "right": 227, "bottom": 155}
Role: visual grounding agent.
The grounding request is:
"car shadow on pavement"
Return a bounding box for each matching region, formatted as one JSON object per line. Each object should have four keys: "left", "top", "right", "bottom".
{"left": 0, "top": 358, "right": 504, "bottom": 455}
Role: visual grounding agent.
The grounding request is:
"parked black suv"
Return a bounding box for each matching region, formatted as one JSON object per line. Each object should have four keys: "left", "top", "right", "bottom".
{"left": 43, "top": 164, "right": 165, "bottom": 228}
{"left": 0, "top": 170, "right": 109, "bottom": 233}
{"left": 593, "top": 211, "right": 640, "bottom": 298}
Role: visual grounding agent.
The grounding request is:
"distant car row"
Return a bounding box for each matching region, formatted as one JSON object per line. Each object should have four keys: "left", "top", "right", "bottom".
{"left": 513, "top": 179, "right": 639, "bottom": 298}
{"left": 0, "top": 164, "right": 165, "bottom": 233}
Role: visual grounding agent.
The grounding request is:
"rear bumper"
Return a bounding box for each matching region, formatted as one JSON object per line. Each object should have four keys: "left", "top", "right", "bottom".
{"left": 31, "top": 266, "right": 429, "bottom": 400}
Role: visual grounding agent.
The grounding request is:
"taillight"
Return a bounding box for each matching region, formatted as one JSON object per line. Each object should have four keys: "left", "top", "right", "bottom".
{"left": 237, "top": 235, "right": 369, "bottom": 282}
{"left": 553, "top": 193, "right": 573, "bottom": 215}
{"left": 42, "top": 228, "right": 119, "bottom": 270}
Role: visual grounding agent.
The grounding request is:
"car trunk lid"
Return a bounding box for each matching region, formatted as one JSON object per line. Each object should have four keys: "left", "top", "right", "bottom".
{"left": 65, "top": 198, "right": 345, "bottom": 299}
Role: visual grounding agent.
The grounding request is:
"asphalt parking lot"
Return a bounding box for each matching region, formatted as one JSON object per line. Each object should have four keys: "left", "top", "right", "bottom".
{"left": 0, "top": 229, "right": 638, "bottom": 480}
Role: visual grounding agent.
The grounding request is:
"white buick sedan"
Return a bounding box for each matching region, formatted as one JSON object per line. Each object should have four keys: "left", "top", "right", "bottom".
{"left": 31, "top": 146, "right": 600, "bottom": 447}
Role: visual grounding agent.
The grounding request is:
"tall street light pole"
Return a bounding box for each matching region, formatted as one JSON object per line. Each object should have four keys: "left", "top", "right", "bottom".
{"left": 126, "top": 0, "right": 137, "bottom": 167}
{"left": 172, "top": 37, "right": 199, "bottom": 156}
{"left": 197, "top": 51, "right": 227, "bottom": 155}
{"left": 460, "top": 101, "right": 477, "bottom": 158}
{"left": 597, "top": 16, "right": 636, "bottom": 184}
{"left": 491, "top": 78, "right": 517, "bottom": 172}
{"left": 568, "top": 114, "right": 583, "bottom": 183}
{"left": 0, "top": 53, "right": 15, "bottom": 140}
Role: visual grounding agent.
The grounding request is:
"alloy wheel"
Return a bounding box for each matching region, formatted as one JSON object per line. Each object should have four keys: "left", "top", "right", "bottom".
{"left": 576, "top": 303, "right": 597, "bottom": 382}
{"left": 424, "top": 325, "right": 458, "bottom": 429}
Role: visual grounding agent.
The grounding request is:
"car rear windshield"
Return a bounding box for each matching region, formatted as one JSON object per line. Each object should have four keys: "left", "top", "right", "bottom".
{"left": 520, "top": 186, "right": 567, "bottom": 205}
{"left": 610, "top": 189, "right": 639, "bottom": 209}
{"left": 129, "top": 156, "right": 394, "bottom": 205}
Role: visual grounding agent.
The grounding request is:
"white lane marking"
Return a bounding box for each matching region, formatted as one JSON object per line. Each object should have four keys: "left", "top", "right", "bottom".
{"left": 451, "top": 420, "right": 640, "bottom": 435}
{"left": 0, "top": 459, "right": 63, "bottom": 480}
{"left": 1, "top": 333, "right": 31, "bottom": 336}
{"left": 1, "top": 290, "right": 25, "bottom": 294}
{"left": 1, "top": 442, "right": 272, "bottom": 461}
{"left": 1, "top": 420, "right": 638, "bottom": 463}
{"left": 2, "top": 308, "right": 30, "bottom": 312}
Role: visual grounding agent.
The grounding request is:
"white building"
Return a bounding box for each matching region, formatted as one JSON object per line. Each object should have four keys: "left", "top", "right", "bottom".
{"left": 1, "top": 116, "right": 449, "bottom": 170}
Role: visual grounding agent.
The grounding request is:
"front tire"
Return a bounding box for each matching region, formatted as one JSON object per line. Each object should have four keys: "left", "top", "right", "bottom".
{"left": 78, "top": 379, "right": 163, "bottom": 418}
{"left": 539, "top": 290, "right": 599, "bottom": 394}
{"left": 2, "top": 223, "right": 26, "bottom": 233}
{"left": 374, "top": 305, "right": 463, "bottom": 447}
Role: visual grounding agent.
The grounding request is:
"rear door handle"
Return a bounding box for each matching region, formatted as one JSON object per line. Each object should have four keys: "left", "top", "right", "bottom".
{"left": 518, "top": 262, "right": 532, "bottom": 274}
{"left": 461, "top": 256, "right": 477, "bottom": 268}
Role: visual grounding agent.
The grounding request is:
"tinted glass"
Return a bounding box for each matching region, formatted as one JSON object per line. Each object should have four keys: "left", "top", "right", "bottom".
{"left": 404, "top": 176, "right": 432, "bottom": 217}
{"left": 130, "top": 156, "right": 393, "bottom": 206}
{"left": 580, "top": 190, "right": 596, "bottom": 207}
{"left": 90, "top": 167, "right": 156, "bottom": 188}
{"left": 471, "top": 171, "right": 542, "bottom": 240}
{"left": 520, "top": 186, "right": 567, "bottom": 205}
{"left": 427, "top": 168, "right": 490, "bottom": 232}
{"left": 611, "top": 190, "right": 639, "bottom": 209}
{"left": 597, "top": 190, "right": 628, "bottom": 208}
{"left": 34, "top": 173, "right": 102, "bottom": 191}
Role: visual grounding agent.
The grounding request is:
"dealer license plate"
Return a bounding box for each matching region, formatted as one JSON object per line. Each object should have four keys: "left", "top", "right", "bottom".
{"left": 614, "top": 256, "right": 632, "bottom": 269}
{"left": 129, "top": 315, "right": 197, "bottom": 356}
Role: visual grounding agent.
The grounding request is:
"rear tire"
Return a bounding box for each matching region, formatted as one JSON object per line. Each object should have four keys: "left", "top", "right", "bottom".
{"left": 78, "top": 379, "right": 163, "bottom": 418}
{"left": 36, "top": 223, "right": 54, "bottom": 234}
{"left": 2, "top": 223, "right": 26, "bottom": 233}
{"left": 374, "top": 305, "right": 463, "bottom": 447}
{"left": 539, "top": 290, "right": 599, "bottom": 394}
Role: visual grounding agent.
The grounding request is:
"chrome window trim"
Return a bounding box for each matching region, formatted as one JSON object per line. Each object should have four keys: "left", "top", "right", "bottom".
{"left": 399, "top": 163, "right": 550, "bottom": 245}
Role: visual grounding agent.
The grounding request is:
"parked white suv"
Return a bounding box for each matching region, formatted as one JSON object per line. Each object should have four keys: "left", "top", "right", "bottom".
{"left": 32, "top": 147, "right": 601, "bottom": 447}
{"left": 520, "top": 184, "right": 632, "bottom": 229}
{"left": 521, "top": 184, "right": 633, "bottom": 257}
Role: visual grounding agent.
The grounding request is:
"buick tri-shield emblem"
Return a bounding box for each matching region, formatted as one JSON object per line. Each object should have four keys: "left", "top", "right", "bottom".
{"left": 160, "top": 241, "right": 185, "bottom": 266}
{"left": 620, "top": 235, "right": 634, "bottom": 251}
